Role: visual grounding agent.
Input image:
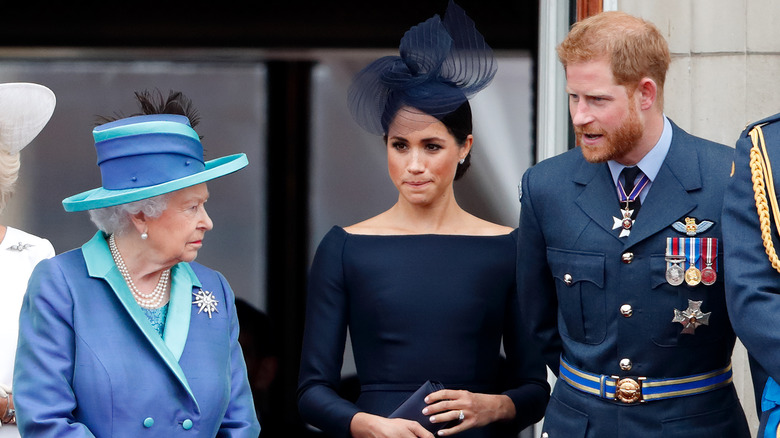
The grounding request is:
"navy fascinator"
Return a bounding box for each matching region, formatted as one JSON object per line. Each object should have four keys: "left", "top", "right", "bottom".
{"left": 347, "top": 0, "right": 497, "bottom": 135}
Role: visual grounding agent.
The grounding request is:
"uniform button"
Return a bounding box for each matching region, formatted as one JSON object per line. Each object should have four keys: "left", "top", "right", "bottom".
{"left": 182, "top": 419, "right": 193, "bottom": 430}
{"left": 143, "top": 417, "right": 154, "bottom": 428}
{"left": 620, "top": 304, "right": 633, "bottom": 317}
{"left": 622, "top": 252, "right": 634, "bottom": 263}
{"left": 563, "top": 273, "right": 573, "bottom": 286}
{"left": 542, "top": 433, "right": 549, "bottom": 438}
{"left": 620, "top": 358, "right": 633, "bottom": 371}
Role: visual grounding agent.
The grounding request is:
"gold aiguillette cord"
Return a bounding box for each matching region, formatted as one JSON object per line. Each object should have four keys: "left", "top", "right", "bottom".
{"left": 749, "top": 124, "right": 780, "bottom": 273}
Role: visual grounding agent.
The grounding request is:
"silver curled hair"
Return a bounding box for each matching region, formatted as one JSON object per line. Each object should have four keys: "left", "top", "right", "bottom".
{"left": 88, "top": 192, "right": 171, "bottom": 236}
{"left": 346, "top": 0, "right": 496, "bottom": 136}
{"left": 0, "top": 150, "right": 20, "bottom": 215}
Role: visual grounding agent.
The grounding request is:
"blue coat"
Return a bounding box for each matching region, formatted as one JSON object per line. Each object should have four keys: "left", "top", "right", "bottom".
{"left": 13, "top": 232, "right": 260, "bottom": 438}
{"left": 723, "top": 113, "right": 780, "bottom": 438}
{"left": 517, "top": 121, "right": 749, "bottom": 437}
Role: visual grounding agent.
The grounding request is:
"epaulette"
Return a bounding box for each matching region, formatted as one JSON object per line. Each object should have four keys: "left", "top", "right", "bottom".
{"left": 741, "top": 112, "right": 780, "bottom": 137}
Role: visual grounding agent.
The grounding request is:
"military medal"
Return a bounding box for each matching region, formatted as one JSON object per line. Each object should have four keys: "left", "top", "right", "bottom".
{"left": 672, "top": 299, "right": 711, "bottom": 334}
{"left": 613, "top": 171, "right": 650, "bottom": 238}
{"left": 621, "top": 212, "right": 633, "bottom": 230}
{"left": 665, "top": 237, "right": 686, "bottom": 286}
{"left": 685, "top": 266, "right": 701, "bottom": 286}
{"left": 612, "top": 208, "right": 635, "bottom": 238}
{"left": 701, "top": 237, "right": 717, "bottom": 286}
{"left": 700, "top": 266, "right": 716, "bottom": 285}
{"left": 684, "top": 237, "right": 701, "bottom": 286}
{"left": 667, "top": 262, "right": 685, "bottom": 286}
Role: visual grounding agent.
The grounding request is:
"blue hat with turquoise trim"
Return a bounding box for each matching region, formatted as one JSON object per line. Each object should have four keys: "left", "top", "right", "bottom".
{"left": 62, "top": 114, "right": 248, "bottom": 212}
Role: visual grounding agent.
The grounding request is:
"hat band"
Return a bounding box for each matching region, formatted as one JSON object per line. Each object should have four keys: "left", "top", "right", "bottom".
{"left": 94, "top": 122, "right": 205, "bottom": 191}
{"left": 100, "top": 153, "right": 205, "bottom": 190}
{"left": 93, "top": 119, "right": 200, "bottom": 143}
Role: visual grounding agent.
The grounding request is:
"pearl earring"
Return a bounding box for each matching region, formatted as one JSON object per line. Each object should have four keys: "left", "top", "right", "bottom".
{"left": 459, "top": 158, "right": 465, "bottom": 165}
{"left": 141, "top": 231, "right": 148, "bottom": 240}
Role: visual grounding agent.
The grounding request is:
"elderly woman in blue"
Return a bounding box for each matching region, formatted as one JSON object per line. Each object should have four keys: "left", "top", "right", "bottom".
{"left": 13, "top": 91, "right": 260, "bottom": 438}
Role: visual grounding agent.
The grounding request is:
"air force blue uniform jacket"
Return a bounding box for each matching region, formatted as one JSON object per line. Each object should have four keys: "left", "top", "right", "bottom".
{"left": 517, "top": 120, "right": 749, "bottom": 437}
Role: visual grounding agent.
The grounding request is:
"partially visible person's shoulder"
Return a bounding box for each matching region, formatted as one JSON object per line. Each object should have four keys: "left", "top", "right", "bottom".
{"left": 4, "top": 226, "right": 55, "bottom": 263}
{"left": 669, "top": 121, "right": 733, "bottom": 173}
{"left": 734, "top": 112, "right": 780, "bottom": 156}
{"left": 187, "top": 261, "right": 230, "bottom": 291}
{"left": 5, "top": 227, "right": 53, "bottom": 250}
{"left": 521, "top": 147, "right": 589, "bottom": 203}
{"left": 523, "top": 147, "right": 592, "bottom": 190}
{"left": 671, "top": 120, "right": 730, "bottom": 152}
{"left": 688, "top": 134, "right": 732, "bottom": 167}
{"left": 740, "top": 112, "right": 780, "bottom": 139}
{"left": 531, "top": 146, "right": 585, "bottom": 173}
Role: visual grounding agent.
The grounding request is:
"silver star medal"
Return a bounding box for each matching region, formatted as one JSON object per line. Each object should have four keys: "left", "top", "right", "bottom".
{"left": 7, "top": 242, "right": 34, "bottom": 252}
{"left": 192, "top": 289, "right": 219, "bottom": 318}
{"left": 672, "top": 299, "right": 711, "bottom": 334}
{"left": 612, "top": 208, "right": 635, "bottom": 238}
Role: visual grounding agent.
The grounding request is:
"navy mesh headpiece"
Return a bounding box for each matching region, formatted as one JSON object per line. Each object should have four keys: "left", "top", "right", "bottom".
{"left": 347, "top": 0, "right": 497, "bottom": 135}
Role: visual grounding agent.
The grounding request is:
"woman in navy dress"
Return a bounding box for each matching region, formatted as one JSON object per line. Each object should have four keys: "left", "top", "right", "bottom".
{"left": 297, "top": 3, "right": 550, "bottom": 437}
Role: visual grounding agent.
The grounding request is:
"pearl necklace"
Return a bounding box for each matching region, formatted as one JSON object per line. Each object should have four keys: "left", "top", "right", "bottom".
{"left": 108, "top": 234, "right": 170, "bottom": 309}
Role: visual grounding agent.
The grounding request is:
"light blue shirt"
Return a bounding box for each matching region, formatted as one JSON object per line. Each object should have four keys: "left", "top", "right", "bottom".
{"left": 608, "top": 115, "right": 673, "bottom": 203}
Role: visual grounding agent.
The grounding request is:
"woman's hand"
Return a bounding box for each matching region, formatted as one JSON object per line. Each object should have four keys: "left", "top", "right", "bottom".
{"left": 422, "top": 390, "right": 515, "bottom": 436}
{"left": 350, "top": 412, "right": 435, "bottom": 438}
{"left": 0, "top": 384, "right": 14, "bottom": 425}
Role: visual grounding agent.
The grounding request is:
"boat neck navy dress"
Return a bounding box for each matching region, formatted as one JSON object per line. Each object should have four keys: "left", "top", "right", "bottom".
{"left": 298, "top": 226, "right": 550, "bottom": 438}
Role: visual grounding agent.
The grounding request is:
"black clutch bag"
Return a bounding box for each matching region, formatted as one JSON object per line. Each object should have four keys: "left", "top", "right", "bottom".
{"left": 389, "top": 380, "right": 457, "bottom": 434}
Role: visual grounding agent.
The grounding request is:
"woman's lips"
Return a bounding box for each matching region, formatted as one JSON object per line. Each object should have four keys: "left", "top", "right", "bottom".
{"left": 405, "top": 181, "right": 431, "bottom": 188}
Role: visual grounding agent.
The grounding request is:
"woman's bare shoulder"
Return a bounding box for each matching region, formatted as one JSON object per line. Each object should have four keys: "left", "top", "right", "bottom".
{"left": 462, "top": 214, "right": 514, "bottom": 236}
{"left": 343, "top": 213, "right": 395, "bottom": 235}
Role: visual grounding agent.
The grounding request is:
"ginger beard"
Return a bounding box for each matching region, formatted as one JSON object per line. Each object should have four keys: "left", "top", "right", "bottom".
{"left": 576, "top": 97, "right": 644, "bottom": 164}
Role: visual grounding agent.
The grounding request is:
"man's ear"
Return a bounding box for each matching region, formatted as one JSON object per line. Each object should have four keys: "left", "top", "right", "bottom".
{"left": 637, "top": 77, "right": 658, "bottom": 111}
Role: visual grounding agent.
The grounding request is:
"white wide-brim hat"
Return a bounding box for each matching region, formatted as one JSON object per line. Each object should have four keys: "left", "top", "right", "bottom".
{"left": 0, "top": 82, "right": 56, "bottom": 154}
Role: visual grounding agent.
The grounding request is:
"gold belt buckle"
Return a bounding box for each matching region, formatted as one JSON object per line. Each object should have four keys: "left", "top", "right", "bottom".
{"left": 612, "top": 376, "right": 645, "bottom": 403}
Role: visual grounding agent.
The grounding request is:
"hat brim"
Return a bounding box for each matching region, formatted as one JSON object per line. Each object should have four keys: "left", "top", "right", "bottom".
{"left": 0, "top": 83, "right": 56, "bottom": 154}
{"left": 62, "top": 153, "right": 248, "bottom": 212}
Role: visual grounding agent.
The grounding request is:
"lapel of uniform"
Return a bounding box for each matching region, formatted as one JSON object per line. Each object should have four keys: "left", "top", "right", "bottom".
{"left": 573, "top": 157, "right": 626, "bottom": 243}
{"left": 624, "top": 125, "right": 699, "bottom": 247}
{"left": 82, "top": 232, "right": 200, "bottom": 410}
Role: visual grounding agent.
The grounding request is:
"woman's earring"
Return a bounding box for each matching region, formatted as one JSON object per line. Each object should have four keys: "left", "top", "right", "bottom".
{"left": 459, "top": 158, "right": 465, "bottom": 165}
{"left": 141, "top": 230, "right": 148, "bottom": 240}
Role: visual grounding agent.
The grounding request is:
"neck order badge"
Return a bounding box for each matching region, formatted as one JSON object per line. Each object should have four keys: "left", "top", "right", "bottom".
{"left": 612, "top": 167, "right": 649, "bottom": 237}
